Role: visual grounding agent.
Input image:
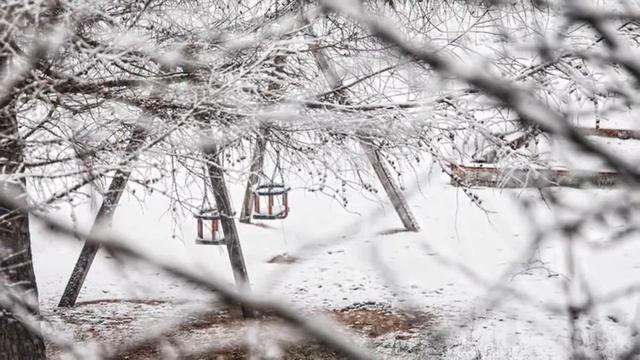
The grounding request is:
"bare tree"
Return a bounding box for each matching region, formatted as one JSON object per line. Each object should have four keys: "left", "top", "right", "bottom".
{"left": 8, "top": 0, "right": 640, "bottom": 359}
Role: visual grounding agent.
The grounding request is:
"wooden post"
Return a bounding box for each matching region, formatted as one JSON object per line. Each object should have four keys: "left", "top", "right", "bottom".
{"left": 204, "top": 145, "right": 255, "bottom": 318}
{"left": 239, "top": 128, "right": 268, "bottom": 223}
{"left": 58, "top": 127, "right": 147, "bottom": 307}
{"left": 309, "top": 42, "right": 420, "bottom": 231}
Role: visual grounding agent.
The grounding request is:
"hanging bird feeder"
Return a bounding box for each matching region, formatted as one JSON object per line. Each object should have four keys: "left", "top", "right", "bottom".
{"left": 195, "top": 165, "right": 226, "bottom": 245}
{"left": 252, "top": 148, "right": 290, "bottom": 220}
{"left": 194, "top": 208, "right": 225, "bottom": 245}
{"left": 253, "top": 183, "right": 290, "bottom": 220}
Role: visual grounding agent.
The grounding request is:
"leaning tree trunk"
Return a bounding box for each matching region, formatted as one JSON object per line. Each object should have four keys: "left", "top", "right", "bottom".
{"left": 239, "top": 128, "right": 268, "bottom": 223}
{"left": 59, "top": 60, "right": 168, "bottom": 307}
{"left": 58, "top": 127, "right": 147, "bottom": 307}
{"left": 240, "top": 54, "right": 285, "bottom": 224}
{"left": 204, "top": 144, "right": 255, "bottom": 318}
{"left": 309, "top": 42, "right": 420, "bottom": 231}
{"left": 0, "top": 104, "right": 47, "bottom": 359}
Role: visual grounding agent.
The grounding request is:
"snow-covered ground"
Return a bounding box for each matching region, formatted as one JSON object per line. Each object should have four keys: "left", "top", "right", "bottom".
{"left": 31, "top": 152, "right": 640, "bottom": 358}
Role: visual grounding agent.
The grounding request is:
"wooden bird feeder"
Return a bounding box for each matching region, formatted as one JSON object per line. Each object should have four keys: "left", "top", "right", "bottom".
{"left": 253, "top": 184, "right": 290, "bottom": 220}
{"left": 194, "top": 208, "right": 225, "bottom": 245}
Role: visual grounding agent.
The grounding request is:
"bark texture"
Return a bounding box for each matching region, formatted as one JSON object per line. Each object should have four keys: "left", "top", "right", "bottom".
{"left": 0, "top": 81, "right": 47, "bottom": 360}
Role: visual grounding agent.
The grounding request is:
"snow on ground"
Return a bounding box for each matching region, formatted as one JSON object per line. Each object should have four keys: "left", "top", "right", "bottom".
{"left": 30, "top": 156, "right": 640, "bottom": 358}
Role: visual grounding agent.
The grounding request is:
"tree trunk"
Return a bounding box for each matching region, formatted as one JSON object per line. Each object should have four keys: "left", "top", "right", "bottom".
{"left": 359, "top": 139, "right": 420, "bottom": 231}
{"left": 239, "top": 128, "right": 268, "bottom": 223}
{"left": 240, "top": 53, "right": 285, "bottom": 224}
{"left": 449, "top": 164, "right": 623, "bottom": 189}
{"left": 0, "top": 105, "right": 47, "bottom": 359}
{"left": 204, "top": 145, "right": 255, "bottom": 318}
{"left": 309, "top": 42, "right": 420, "bottom": 231}
{"left": 58, "top": 127, "right": 147, "bottom": 307}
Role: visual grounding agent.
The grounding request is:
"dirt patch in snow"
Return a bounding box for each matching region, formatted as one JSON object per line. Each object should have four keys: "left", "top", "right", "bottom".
{"left": 267, "top": 253, "right": 299, "bottom": 264}
{"left": 75, "top": 299, "right": 169, "bottom": 306}
{"left": 64, "top": 301, "right": 434, "bottom": 359}
{"left": 332, "top": 307, "right": 428, "bottom": 338}
{"left": 76, "top": 299, "right": 168, "bottom": 307}
{"left": 198, "top": 343, "right": 341, "bottom": 360}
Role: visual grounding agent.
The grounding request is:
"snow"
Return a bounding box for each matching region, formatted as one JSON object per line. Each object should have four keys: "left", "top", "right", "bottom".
{"left": 31, "top": 159, "right": 640, "bottom": 358}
